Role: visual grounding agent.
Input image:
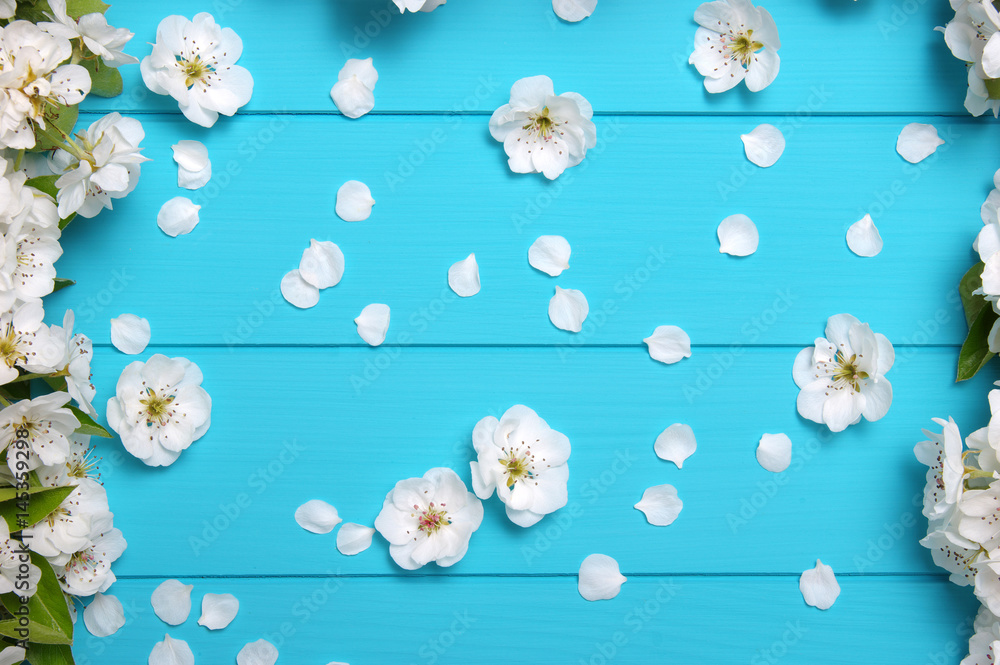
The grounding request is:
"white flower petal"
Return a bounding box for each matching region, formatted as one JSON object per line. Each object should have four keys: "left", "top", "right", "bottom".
{"left": 717, "top": 214, "right": 758, "bottom": 256}
{"left": 846, "top": 214, "right": 883, "bottom": 258}
{"left": 336, "top": 523, "right": 376, "bottom": 556}
{"left": 896, "top": 123, "right": 945, "bottom": 164}
{"left": 198, "top": 592, "right": 239, "bottom": 630}
{"left": 634, "top": 485, "right": 683, "bottom": 526}
{"left": 157, "top": 197, "right": 201, "bottom": 237}
{"left": 172, "top": 140, "right": 211, "bottom": 189}
{"left": 151, "top": 579, "right": 193, "bottom": 626}
{"left": 799, "top": 559, "right": 841, "bottom": 610}
{"left": 354, "top": 303, "right": 390, "bottom": 346}
{"left": 448, "top": 253, "right": 481, "bottom": 297}
{"left": 643, "top": 325, "right": 692, "bottom": 364}
{"left": 149, "top": 634, "right": 194, "bottom": 665}
{"left": 335, "top": 180, "right": 375, "bottom": 222}
{"left": 280, "top": 270, "right": 320, "bottom": 309}
{"left": 0, "top": 647, "right": 25, "bottom": 665}
{"left": 528, "top": 235, "right": 571, "bottom": 276}
{"left": 548, "top": 286, "right": 588, "bottom": 332}
{"left": 83, "top": 593, "right": 125, "bottom": 637}
{"left": 740, "top": 124, "right": 785, "bottom": 167}
{"left": 337, "top": 57, "right": 378, "bottom": 89}
{"left": 110, "top": 314, "right": 151, "bottom": 355}
{"left": 237, "top": 639, "right": 279, "bottom": 665}
{"left": 553, "top": 0, "right": 597, "bottom": 22}
{"left": 654, "top": 423, "right": 697, "bottom": 468}
{"left": 295, "top": 499, "right": 342, "bottom": 534}
{"left": 756, "top": 433, "right": 792, "bottom": 473}
{"left": 578, "top": 553, "right": 627, "bottom": 601}
{"left": 177, "top": 164, "right": 211, "bottom": 190}
{"left": 299, "top": 240, "right": 345, "bottom": 289}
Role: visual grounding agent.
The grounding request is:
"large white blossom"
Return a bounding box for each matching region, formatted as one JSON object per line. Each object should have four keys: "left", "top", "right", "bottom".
{"left": 106, "top": 354, "right": 212, "bottom": 467}
{"left": 60, "top": 525, "right": 125, "bottom": 596}
{"left": 792, "top": 314, "right": 894, "bottom": 432}
{"left": 0, "top": 218, "right": 62, "bottom": 311}
{"left": 140, "top": 13, "right": 254, "bottom": 128}
{"left": 40, "top": 0, "right": 138, "bottom": 67}
{"left": 470, "top": 405, "right": 571, "bottom": 527}
{"left": 0, "top": 391, "right": 80, "bottom": 473}
{"left": 23, "top": 478, "right": 111, "bottom": 566}
{"left": 915, "top": 417, "right": 966, "bottom": 522}
{"left": 489, "top": 75, "right": 596, "bottom": 180}
{"left": 374, "top": 467, "right": 483, "bottom": 570}
{"left": 964, "top": 606, "right": 1000, "bottom": 665}
{"left": 688, "top": 0, "right": 781, "bottom": 93}
{"left": 0, "top": 302, "right": 64, "bottom": 386}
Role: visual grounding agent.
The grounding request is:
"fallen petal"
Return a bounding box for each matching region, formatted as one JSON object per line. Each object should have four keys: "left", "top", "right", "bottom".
{"left": 157, "top": 197, "right": 201, "bottom": 237}
{"left": 553, "top": 0, "right": 597, "bottom": 21}
{"left": 355, "top": 303, "right": 390, "bottom": 346}
{"left": 846, "top": 214, "right": 883, "bottom": 258}
{"left": 717, "top": 214, "right": 758, "bottom": 256}
{"left": 149, "top": 635, "right": 194, "bottom": 665}
{"left": 178, "top": 164, "right": 211, "bottom": 190}
{"left": 198, "top": 593, "right": 239, "bottom": 630}
{"left": 83, "top": 593, "right": 125, "bottom": 637}
{"left": 336, "top": 180, "right": 375, "bottom": 222}
{"left": 337, "top": 57, "right": 378, "bottom": 88}
{"left": 295, "top": 499, "right": 342, "bottom": 534}
{"left": 756, "top": 433, "right": 792, "bottom": 472}
{"left": 634, "top": 485, "right": 683, "bottom": 526}
{"left": 331, "top": 78, "right": 374, "bottom": 119}
{"left": 237, "top": 639, "right": 279, "bottom": 665}
{"left": 448, "top": 253, "right": 481, "bottom": 297}
{"left": 336, "top": 523, "right": 376, "bottom": 556}
{"left": 896, "top": 123, "right": 944, "bottom": 164}
{"left": 644, "top": 325, "right": 691, "bottom": 364}
{"left": 110, "top": 314, "right": 151, "bottom": 355}
{"left": 151, "top": 579, "right": 193, "bottom": 626}
{"left": 549, "top": 286, "right": 588, "bottom": 332}
{"left": 741, "top": 124, "right": 785, "bottom": 167}
{"left": 280, "top": 270, "right": 320, "bottom": 309}
{"left": 172, "top": 140, "right": 211, "bottom": 189}
{"left": 528, "top": 235, "right": 571, "bottom": 276}
{"left": 299, "top": 240, "right": 345, "bottom": 289}
{"left": 654, "top": 423, "right": 697, "bottom": 468}
{"left": 578, "top": 553, "right": 627, "bottom": 601}
{"left": 799, "top": 559, "right": 841, "bottom": 610}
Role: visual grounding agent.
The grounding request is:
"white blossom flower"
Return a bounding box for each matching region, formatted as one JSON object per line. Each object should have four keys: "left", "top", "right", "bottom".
{"left": 688, "top": 0, "right": 781, "bottom": 93}
{"left": 964, "top": 606, "right": 1000, "bottom": 665}
{"left": 578, "top": 554, "right": 626, "bottom": 601}
{"left": 489, "top": 75, "right": 596, "bottom": 180}
{"left": 40, "top": 0, "right": 138, "bottom": 67}
{"left": 50, "top": 112, "right": 148, "bottom": 219}
{"left": 0, "top": 218, "right": 62, "bottom": 309}
{"left": 921, "top": 526, "right": 982, "bottom": 586}
{"left": 0, "top": 390, "right": 79, "bottom": 472}
{"left": 799, "top": 559, "right": 840, "bottom": 610}
{"left": 374, "top": 467, "right": 483, "bottom": 570}
{"left": 24, "top": 478, "right": 111, "bottom": 564}
{"left": 0, "top": 302, "right": 64, "bottom": 385}
{"left": 151, "top": 579, "right": 193, "bottom": 626}
{"left": 36, "top": 433, "right": 97, "bottom": 489}
{"left": 330, "top": 58, "right": 377, "bottom": 119}
{"left": 792, "top": 313, "right": 894, "bottom": 432}
{"left": 470, "top": 405, "right": 570, "bottom": 527}
{"left": 60, "top": 525, "right": 126, "bottom": 596}
{"left": 140, "top": 13, "right": 254, "bottom": 128}
{"left": 0, "top": 21, "right": 91, "bottom": 149}
{"left": 47, "top": 309, "right": 96, "bottom": 416}
{"left": 915, "top": 417, "right": 967, "bottom": 521}
{"left": 106, "top": 354, "right": 212, "bottom": 467}
{"left": 83, "top": 593, "right": 125, "bottom": 638}
{"left": 392, "top": 0, "right": 446, "bottom": 13}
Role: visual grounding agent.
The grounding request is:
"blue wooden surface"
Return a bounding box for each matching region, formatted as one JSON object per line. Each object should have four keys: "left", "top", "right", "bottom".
{"left": 57, "top": 0, "right": 995, "bottom": 662}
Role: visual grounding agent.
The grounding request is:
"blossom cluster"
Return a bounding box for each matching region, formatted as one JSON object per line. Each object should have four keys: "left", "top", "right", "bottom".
{"left": 940, "top": 0, "right": 1000, "bottom": 117}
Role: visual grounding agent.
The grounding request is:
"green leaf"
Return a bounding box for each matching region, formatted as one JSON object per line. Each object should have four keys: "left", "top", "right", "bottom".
{"left": 0, "top": 484, "right": 66, "bottom": 503}
{"left": 24, "top": 175, "right": 59, "bottom": 200}
{"left": 30, "top": 104, "right": 78, "bottom": 153}
{"left": 0, "top": 553, "right": 74, "bottom": 645}
{"left": 65, "top": 0, "right": 109, "bottom": 17}
{"left": 0, "top": 381, "right": 31, "bottom": 402}
{"left": 987, "top": 77, "right": 1000, "bottom": 101}
{"left": 51, "top": 278, "right": 75, "bottom": 294}
{"left": 960, "top": 261, "right": 989, "bottom": 328}
{"left": 26, "top": 642, "right": 75, "bottom": 665}
{"left": 68, "top": 406, "right": 112, "bottom": 438}
{"left": 57, "top": 213, "right": 76, "bottom": 232}
{"left": 958, "top": 305, "right": 999, "bottom": 381}
{"left": 81, "top": 58, "right": 122, "bottom": 98}
{"left": 0, "top": 486, "right": 74, "bottom": 532}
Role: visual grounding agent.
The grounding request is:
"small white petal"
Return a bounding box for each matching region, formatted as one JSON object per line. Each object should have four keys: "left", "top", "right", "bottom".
{"left": 354, "top": 303, "right": 390, "bottom": 346}
{"left": 643, "top": 325, "right": 692, "bottom": 364}
{"left": 281, "top": 270, "right": 320, "bottom": 309}
{"left": 157, "top": 197, "right": 201, "bottom": 237}
{"left": 740, "top": 124, "right": 785, "bottom": 167}
{"left": 151, "top": 579, "right": 193, "bottom": 626}
{"left": 299, "top": 240, "right": 345, "bottom": 289}
{"left": 237, "top": 639, "right": 279, "bottom": 665}
{"left": 548, "top": 286, "right": 588, "bottom": 332}
{"left": 528, "top": 235, "right": 571, "bottom": 276}
{"left": 553, "top": 0, "right": 597, "bottom": 21}
{"left": 336, "top": 523, "right": 376, "bottom": 556}
{"left": 84, "top": 593, "right": 125, "bottom": 637}
{"left": 172, "top": 140, "right": 211, "bottom": 189}
{"left": 578, "top": 553, "right": 627, "bottom": 601}
{"left": 335, "top": 180, "right": 375, "bottom": 222}
{"left": 654, "top": 423, "right": 697, "bottom": 468}
{"left": 717, "top": 214, "right": 758, "bottom": 256}
{"left": 198, "top": 593, "right": 239, "bottom": 630}
{"left": 846, "top": 214, "right": 883, "bottom": 258}
{"left": 896, "top": 123, "right": 945, "bottom": 164}
{"left": 149, "top": 634, "right": 194, "bottom": 665}
{"left": 177, "top": 164, "right": 211, "bottom": 190}
{"left": 799, "top": 559, "right": 841, "bottom": 610}
{"left": 337, "top": 57, "right": 378, "bottom": 88}
{"left": 331, "top": 61, "right": 376, "bottom": 119}
{"left": 756, "top": 433, "right": 792, "bottom": 473}
{"left": 110, "top": 314, "right": 151, "bottom": 355}
{"left": 0, "top": 647, "right": 25, "bottom": 665}
{"left": 634, "top": 485, "right": 683, "bottom": 526}
{"left": 448, "top": 253, "right": 481, "bottom": 297}
{"left": 295, "top": 499, "right": 342, "bottom": 534}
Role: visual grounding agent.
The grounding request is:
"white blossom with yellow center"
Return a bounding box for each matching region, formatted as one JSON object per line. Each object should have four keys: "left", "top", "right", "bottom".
{"left": 688, "top": 0, "right": 781, "bottom": 93}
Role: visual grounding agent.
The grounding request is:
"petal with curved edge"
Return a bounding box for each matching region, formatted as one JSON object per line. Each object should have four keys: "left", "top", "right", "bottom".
{"left": 149, "top": 635, "right": 194, "bottom": 665}
{"left": 198, "top": 593, "right": 239, "bottom": 630}
{"left": 336, "top": 180, "right": 375, "bottom": 222}
{"left": 896, "top": 123, "right": 945, "bottom": 164}
{"left": 336, "top": 523, "right": 376, "bottom": 556}
{"left": 634, "top": 484, "right": 683, "bottom": 526}
{"left": 299, "top": 240, "right": 345, "bottom": 289}
{"left": 548, "top": 286, "right": 588, "bottom": 332}
{"left": 331, "top": 78, "right": 374, "bottom": 119}
{"left": 84, "top": 593, "right": 125, "bottom": 637}
{"left": 110, "top": 314, "right": 151, "bottom": 355}
{"left": 654, "top": 423, "right": 696, "bottom": 468}
{"left": 553, "top": 0, "right": 597, "bottom": 22}
{"left": 644, "top": 325, "right": 692, "bottom": 364}
{"left": 294, "top": 500, "right": 342, "bottom": 534}
{"left": 280, "top": 270, "right": 320, "bottom": 309}
{"left": 355, "top": 303, "right": 391, "bottom": 346}
{"left": 846, "top": 214, "right": 883, "bottom": 257}
{"left": 578, "top": 553, "right": 627, "bottom": 601}
{"left": 237, "top": 639, "right": 279, "bottom": 665}
{"left": 756, "top": 432, "right": 792, "bottom": 472}
{"left": 528, "top": 235, "right": 571, "bottom": 276}
{"left": 151, "top": 579, "right": 193, "bottom": 626}
{"left": 740, "top": 124, "right": 785, "bottom": 167}
{"left": 717, "top": 214, "right": 758, "bottom": 256}
{"left": 799, "top": 559, "right": 840, "bottom": 610}
{"left": 448, "top": 253, "right": 481, "bottom": 297}
{"left": 157, "top": 197, "right": 201, "bottom": 237}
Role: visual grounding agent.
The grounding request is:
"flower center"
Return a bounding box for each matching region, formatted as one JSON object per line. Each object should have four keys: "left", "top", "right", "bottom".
{"left": 178, "top": 55, "right": 214, "bottom": 88}
{"left": 831, "top": 352, "right": 869, "bottom": 392}
{"left": 0, "top": 325, "right": 24, "bottom": 369}
{"left": 728, "top": 30, "right": 763, "bottom": 66}
{"left": 417, "top": 503, "right": 450, "bottom": 535}
{"left": 500, "top": 450, "right": 534, "bottom": 489}
{"left": 524, "top": 107, "right": 558, "bottom": 140}
{"left": 139, "top": 387, "right": 175, "bottom": 427}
